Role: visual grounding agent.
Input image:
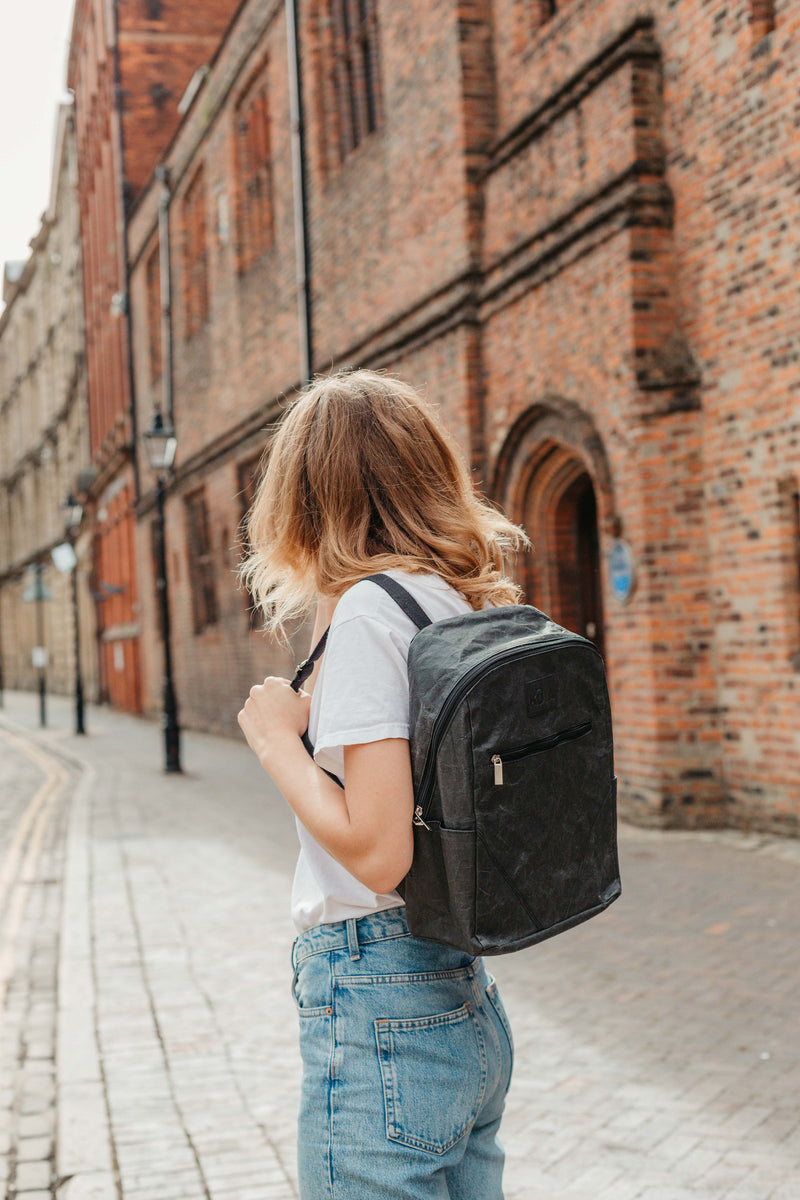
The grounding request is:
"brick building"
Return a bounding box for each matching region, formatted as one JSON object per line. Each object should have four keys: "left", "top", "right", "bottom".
{"left": 66, "top": 0, "right": 240, "bottom": 710}
{"left": 121, "top": 0, "right": 797, "bottom": 833}
{"left": 0, "top": 104, "right": 98, "bottom": 706}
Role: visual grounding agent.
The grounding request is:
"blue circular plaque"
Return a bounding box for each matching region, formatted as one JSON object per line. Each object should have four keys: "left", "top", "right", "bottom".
{"left": 609, "top": 539, "right": 635, "bottom": 604}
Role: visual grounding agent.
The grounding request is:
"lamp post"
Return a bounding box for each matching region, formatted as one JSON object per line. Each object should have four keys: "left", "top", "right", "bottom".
{"left": 34, "top": 564, "right": 47, "bottom": 727}
{"left": 58, "top": 496, "right": 86, "bottom": 735}
{"left": 143, "top": 411, "right": 181, "bottom": 773}
{"left": 21, "top": 564, "right": 52, "bottom": 727}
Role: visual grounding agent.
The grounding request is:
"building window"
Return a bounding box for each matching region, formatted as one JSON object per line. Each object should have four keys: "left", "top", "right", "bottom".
{"left": 185, "top": 488, "right": 217, "bottom": 634}
{"left": 234, "top": 64, "right": 274, "bottom": 274}
{"left": 146, "top": 244, "right": 162, "bottom": 382}
{"left": 237, "top": 453, "right": 265, "bottom": 627}
{"left": 329, "top": 0, "right": 381, "bottom": 161}
{"left": 182, "top": 165, "right": 209, "bottom": 340}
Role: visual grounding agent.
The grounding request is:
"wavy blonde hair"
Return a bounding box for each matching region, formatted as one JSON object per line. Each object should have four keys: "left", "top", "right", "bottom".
{"left": 240, "top": 369, "right": 529, "bottom": 636}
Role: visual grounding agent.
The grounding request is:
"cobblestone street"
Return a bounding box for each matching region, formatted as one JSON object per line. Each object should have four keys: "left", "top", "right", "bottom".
{"left": 0, "top": 691, "right": 798, "bottom": 1200}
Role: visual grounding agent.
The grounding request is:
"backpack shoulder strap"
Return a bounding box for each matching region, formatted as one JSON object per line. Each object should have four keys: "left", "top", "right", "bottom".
{"left": 290, "top": 627, "right": 344, "bottom": 789}
{"left": 288, "top": 573, "right": 431, "bottom": 793}
{"left": 365, "top": 573, "right": 433, "bottom": 630}
{"left": 291, "top": 626, "right": 330, "bottom": 693}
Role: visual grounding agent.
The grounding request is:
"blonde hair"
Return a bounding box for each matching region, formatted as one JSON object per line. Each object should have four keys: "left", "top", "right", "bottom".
{"left": 240, "top": 369, "right": 529, "bottom": 636}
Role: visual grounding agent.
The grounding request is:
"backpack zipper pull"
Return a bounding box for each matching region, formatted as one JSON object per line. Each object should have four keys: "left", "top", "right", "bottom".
{"left": 492, "top": 754, "right": 503, "bottom": 786}
{"left": 413, "top": 805, "right": 431, "bottom": 830}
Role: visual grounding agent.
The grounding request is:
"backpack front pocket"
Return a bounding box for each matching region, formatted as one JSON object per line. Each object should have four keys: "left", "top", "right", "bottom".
{"left": 476, "top": 718, "right": 609, "bottom": 947}
{"left": 489, "top": 721, "right": 592, "bottom": 785}
{"left": 374, "top": 1002, "right": 486, "bottom": 1154}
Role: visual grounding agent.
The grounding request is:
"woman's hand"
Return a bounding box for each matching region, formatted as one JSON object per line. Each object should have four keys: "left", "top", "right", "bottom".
{"left": 237, "top": 677, "right": 311, "bottom": 770}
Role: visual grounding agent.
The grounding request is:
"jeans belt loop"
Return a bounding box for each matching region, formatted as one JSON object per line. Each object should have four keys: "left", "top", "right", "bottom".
{"left": 346, "top": 917, "right": 361, "bottom": 961}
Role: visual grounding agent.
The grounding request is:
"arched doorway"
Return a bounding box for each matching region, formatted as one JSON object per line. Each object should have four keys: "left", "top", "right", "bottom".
{"left": 492, "top": 401, "right": 616, "bottom": 660}
{"left": 517, "top": 442, "right": 605, "bottom": 656}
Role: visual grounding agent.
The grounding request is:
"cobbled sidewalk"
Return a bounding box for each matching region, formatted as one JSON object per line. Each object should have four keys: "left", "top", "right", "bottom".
{"left": 1, "top": 691, "right": 799, "bottom": 1200}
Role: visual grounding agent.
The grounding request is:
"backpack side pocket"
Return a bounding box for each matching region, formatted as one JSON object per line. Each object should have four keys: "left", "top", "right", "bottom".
{"left": 404, "top": 822, "right": 477, "bottom": 954}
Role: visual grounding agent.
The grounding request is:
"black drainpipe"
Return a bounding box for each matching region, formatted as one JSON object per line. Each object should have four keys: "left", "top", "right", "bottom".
{"left": 111, "top": 0, "right": 141, "bottom": 502}
{"left": 286, "top": 0, "right": 313, "bottom": 385}
{"left": 155, "top": 164, "right": 175, "bottom": 427}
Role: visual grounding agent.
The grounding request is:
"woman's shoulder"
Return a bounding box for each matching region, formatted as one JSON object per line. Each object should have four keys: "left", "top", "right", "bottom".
{"left": 332, "top": 570, "right": 469, "bottom": 632}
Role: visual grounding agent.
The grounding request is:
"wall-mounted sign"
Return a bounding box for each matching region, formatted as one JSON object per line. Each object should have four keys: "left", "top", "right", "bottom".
{"left": 51, "top": 542, "right": 77, "bottom": 574}
{"left": 609, "top": 539, "right": 636, "bottom": 605}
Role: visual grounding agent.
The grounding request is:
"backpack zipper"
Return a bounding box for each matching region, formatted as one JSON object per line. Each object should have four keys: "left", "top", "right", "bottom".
{"left": 415, "top": 635, "right": 600, "bottom": 819}
{"left": 490, "top": 721, "right": 592, "bottom": 786}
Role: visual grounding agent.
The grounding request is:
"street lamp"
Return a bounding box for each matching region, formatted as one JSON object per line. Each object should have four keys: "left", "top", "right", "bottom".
{"left": 55, "top": 495, "right": 86, "bottom": 735}
{"left": 143, "top": 411, "right": 181, "bottom": 773}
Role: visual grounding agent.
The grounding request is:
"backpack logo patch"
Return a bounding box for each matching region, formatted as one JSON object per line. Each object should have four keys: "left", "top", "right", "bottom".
{"left": 526, "top": 674, "right": 557, "bottom": 714}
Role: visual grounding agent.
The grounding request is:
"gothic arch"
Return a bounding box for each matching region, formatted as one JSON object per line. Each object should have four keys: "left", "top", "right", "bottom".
{"left": 491, "top": 398, "right": 618, "bottom": 649}
{"left": 492, "top": 396, "right": 617, "bottom": 533}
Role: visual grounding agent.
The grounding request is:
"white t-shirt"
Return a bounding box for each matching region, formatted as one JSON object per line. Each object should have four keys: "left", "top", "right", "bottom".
{"left": 290, "top": 569, "right": 472, "bottom": 932}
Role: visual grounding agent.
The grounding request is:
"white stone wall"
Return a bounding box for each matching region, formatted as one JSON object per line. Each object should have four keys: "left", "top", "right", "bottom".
{"left": 0, "top": 103, "right": 98, "bottom": 700}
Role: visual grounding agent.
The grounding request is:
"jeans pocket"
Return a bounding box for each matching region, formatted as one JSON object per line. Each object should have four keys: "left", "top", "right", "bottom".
{"left": 374, "top": 1001, "right": 486, "bottom": 1155}
{"left": 292, "top": 956, "right": 332, "bottom": 1018}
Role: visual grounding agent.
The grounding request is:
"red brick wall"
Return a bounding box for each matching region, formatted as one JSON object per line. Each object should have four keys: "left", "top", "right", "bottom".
{"left": 116, "top": 0, "right": 242, "bottom": 206}
{"left": 123, "top": 0, "right": 799, "bottom": 832}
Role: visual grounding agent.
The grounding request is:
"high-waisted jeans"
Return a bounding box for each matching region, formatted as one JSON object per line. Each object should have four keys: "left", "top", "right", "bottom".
{"left": 291, "top": 906, "right": 514, "bottom": 1199}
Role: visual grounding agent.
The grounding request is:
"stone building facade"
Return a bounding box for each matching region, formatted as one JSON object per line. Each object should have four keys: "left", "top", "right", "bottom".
{"left": 121, "top": 0, "right": 797, "bottom": 833}
{"left": 0, "top": 104, "right": 98, "bottom": 706}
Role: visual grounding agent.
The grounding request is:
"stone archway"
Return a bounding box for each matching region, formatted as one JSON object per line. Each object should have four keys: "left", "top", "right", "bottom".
{"left": 520, "top": 443, "right": 604, "bottom": 653}
{"left": 492, "top": 400, "right": 617, "bottom": 656}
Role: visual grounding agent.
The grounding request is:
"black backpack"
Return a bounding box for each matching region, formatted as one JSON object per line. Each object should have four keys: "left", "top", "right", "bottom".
{"left": 293, "top": 573, "right": 621, "bottom": 956}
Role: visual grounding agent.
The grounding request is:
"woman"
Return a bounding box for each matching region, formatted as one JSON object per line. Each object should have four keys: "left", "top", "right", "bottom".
{"left": 238, "top": 369, "right": 525, "bottom": 1199}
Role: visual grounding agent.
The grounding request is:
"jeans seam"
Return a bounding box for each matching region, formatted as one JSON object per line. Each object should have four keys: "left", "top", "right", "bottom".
{"left": 293, "top": 929, "right": 412, "bottom": 968}
{"left": 327, "top": 951, "right": 335, "bottom": 1199}
{"left": 476, "top": 975, "right": 503, "bottom": 1101}
{"left": 334, "top": 966, "right": 474, "bottom": 985}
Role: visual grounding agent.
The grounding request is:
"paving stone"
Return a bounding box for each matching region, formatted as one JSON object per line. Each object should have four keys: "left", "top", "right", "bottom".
{"left": 14, "top": 1158, "right": 53, "bottom": 1190}
{"left": 56, "top": 1171, "right": 119, "bottom": 1200}
{"left": 57, "top": 1082, "right": 114, "bottom": 1175}
{"left": 16, "top": 1134, "right": 53, "bottom": 1161}
{"left": 3, "top": 693, "right": 800, "bottom": 1200}
{"left": 17, "top": 1112, "right": 53, "bottom": 1139}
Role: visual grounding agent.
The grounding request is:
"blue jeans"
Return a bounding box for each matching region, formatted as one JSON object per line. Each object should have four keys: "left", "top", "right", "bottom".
{"left": 291, "top": 907, "right": 514, "bottom": 1199}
